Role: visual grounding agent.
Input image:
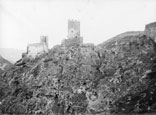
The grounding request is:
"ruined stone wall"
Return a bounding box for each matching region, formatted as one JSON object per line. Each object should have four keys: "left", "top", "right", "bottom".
{"left": 61, "top": 36, "right": 83, "bottom": 47}
{"left": 145, "top": 22, "right": 156, "bottom": 41}
{"left": 26, "top": 36, "right": 49, "bottom": 58}
{"left": 27, "top": 43, "right": 48, "bottom": 58}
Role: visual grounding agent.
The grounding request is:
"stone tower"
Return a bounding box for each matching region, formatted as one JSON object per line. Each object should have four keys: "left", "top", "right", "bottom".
{"left": 61, "top": 19, "right": 83, "bottom": 47}
{"left": 68, "top": 20, "right": 80, "bottom": 38}
{"left": 40, "top": 36, "right": 48, "bottom": 47}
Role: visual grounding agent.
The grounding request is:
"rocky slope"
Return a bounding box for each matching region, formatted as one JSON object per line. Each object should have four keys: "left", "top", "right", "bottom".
{"left": 98, "top": 31, "right": 156, "bottom": 114}
{"left": 0, "top": 55, "right": 12, "bottom": 108}
{"left": 0, "top": 26, "right": 156, "bottom": 114}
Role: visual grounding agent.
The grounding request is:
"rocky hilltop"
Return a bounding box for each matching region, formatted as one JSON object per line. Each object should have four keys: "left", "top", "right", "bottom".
{"left": 0, "top": 22, "right": 156, "bottom": 115}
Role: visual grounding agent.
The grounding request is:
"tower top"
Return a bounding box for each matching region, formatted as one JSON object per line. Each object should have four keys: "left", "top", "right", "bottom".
{"left": 40, "top": 36, "right": 48, "bottom": 42}
{"left": 40, "top": 36, "right": 48, "bottom": 47}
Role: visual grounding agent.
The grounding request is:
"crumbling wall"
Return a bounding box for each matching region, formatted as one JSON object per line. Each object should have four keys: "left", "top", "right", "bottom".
{"left": 144, "top": 22, "right": 156, "bottom": 41}
{"left": 27, "top": 43, "right": 48, "bottom": 58}
{"left": 61, "top": 37, "right": 83, "bottom": 47}
{"left": 26, "top": 36, "right": 49, "bottom": 58}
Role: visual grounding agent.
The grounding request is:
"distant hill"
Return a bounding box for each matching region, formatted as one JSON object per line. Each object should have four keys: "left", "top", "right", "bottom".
{"left": 0, "top": 55, "right": 12, "bottom": 72}
{"left": 0, "top": 48, "right": 25, "bottom": 63}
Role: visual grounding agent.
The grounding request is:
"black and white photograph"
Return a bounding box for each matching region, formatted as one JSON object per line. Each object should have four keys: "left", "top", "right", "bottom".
{"left": 0, "top": 0, "right": 156, "bottom": 114}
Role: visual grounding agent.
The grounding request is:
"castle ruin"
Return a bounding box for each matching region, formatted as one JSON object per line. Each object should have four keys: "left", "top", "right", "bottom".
{"left": 26, "top": 36, "right": 49, "bottom": 58}
{"left": 23, "top": 19, "right": 83, "bottom": 59}
{"left": 145, "top": 22, "right": 156, "bottom": 42}
{"left": 62, "top": 19, "right": 83, "bottom": 47}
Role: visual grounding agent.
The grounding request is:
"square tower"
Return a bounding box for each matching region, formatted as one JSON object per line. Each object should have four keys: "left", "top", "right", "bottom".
{"left": 40, "top": 36, "right": 48, "bottom": 47}
{"left": 68, "top": 20, "right": 80, "bottom": 38}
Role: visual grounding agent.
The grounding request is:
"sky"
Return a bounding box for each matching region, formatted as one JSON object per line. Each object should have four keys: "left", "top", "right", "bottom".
{"left": 0, "top": 0, "right": 156, "bottom": 51}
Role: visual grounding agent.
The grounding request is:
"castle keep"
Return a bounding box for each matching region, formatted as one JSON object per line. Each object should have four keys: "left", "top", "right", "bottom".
{"left": 68, "top": 20, "right": 80, "bottom": 38}
{"left": 62, "top": 20, "right": 83, "bottom": 46}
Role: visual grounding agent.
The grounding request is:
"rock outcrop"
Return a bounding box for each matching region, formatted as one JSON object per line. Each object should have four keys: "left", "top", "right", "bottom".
{"left": 0, "top": 55, "right": 12, "bottom": 110}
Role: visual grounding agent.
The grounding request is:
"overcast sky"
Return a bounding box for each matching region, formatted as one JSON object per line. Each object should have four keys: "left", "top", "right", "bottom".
{"left": 0, "top": 0, "right": 156, "bottom": 50}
